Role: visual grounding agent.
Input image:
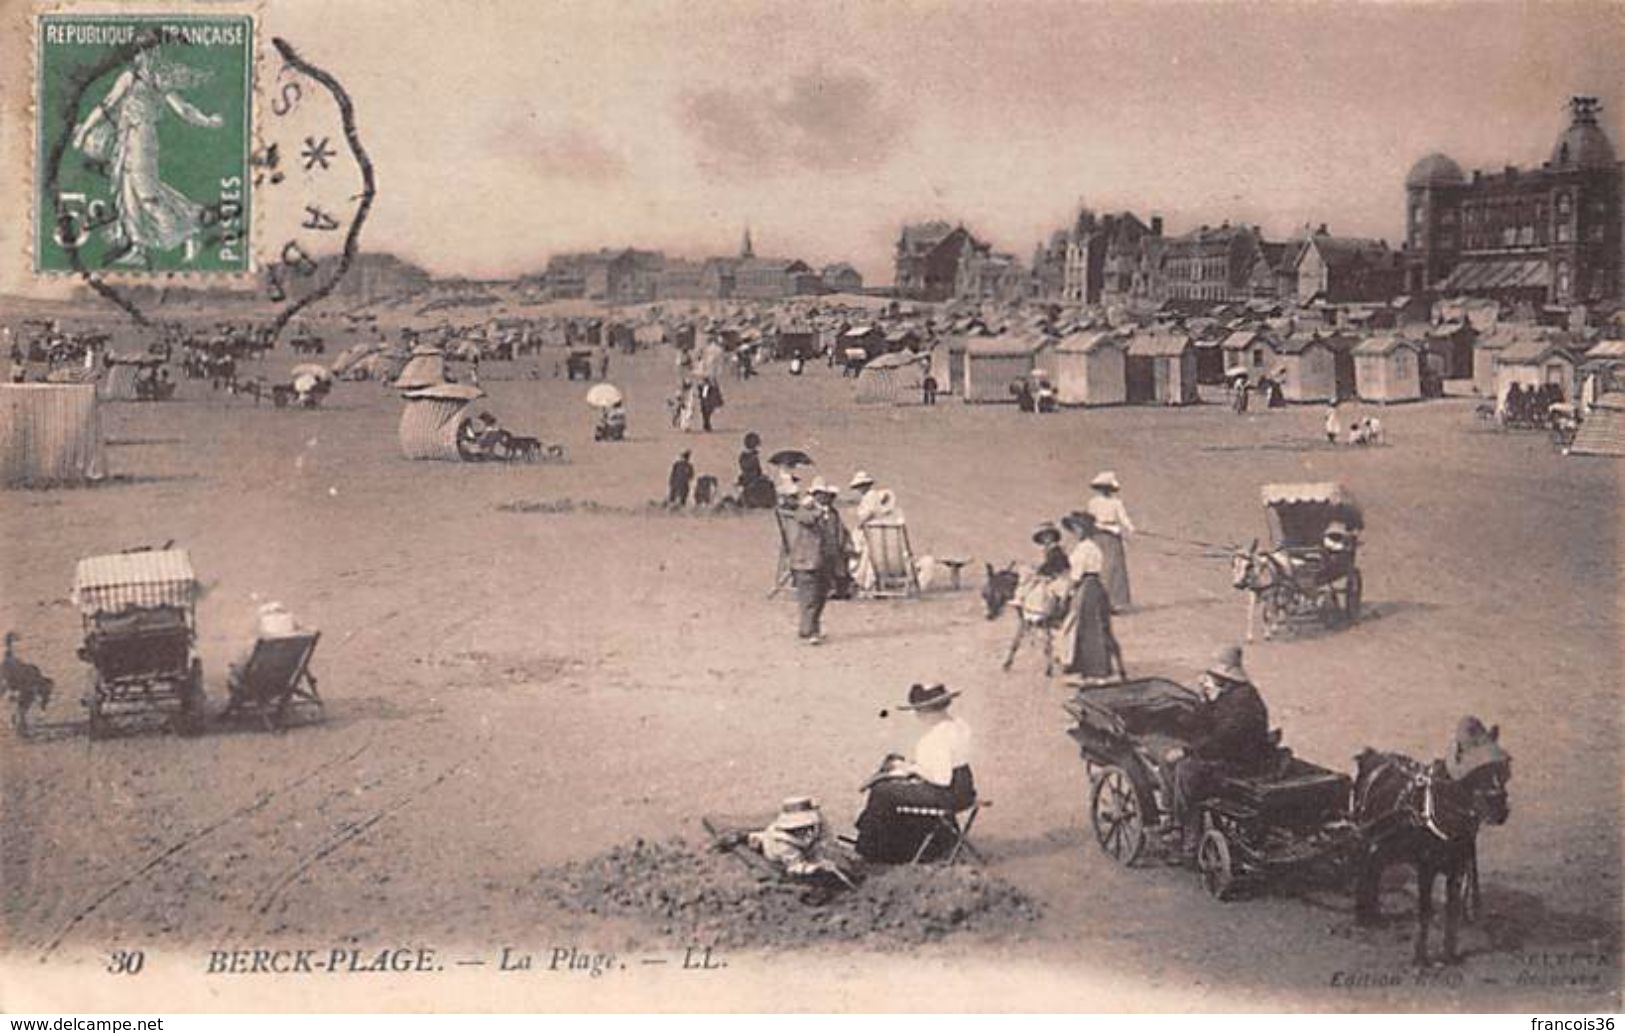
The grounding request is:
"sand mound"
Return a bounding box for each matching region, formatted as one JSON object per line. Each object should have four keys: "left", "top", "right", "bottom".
{"left": 535, "top": 838, "right": 1040, "bottom": 949}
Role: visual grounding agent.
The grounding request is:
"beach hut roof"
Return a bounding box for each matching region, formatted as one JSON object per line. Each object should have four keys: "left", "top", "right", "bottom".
{"left": 1128, "top": 332, "right": 1192, "bottom": 357}
{"left": 1495, "top": 337, "right": 1577, "bottom": 365}
{"left": 1053, "top": 330, "right": 1123, "bottom": 354}
{"left": 966, "top": 336, "right": 1039, "bottom": 357}
{"left": 1222, "top": 330, "right": 1263, "bottom": 351}
{"left": 1353, "top": 334, "right": 1422, "bottom": 356}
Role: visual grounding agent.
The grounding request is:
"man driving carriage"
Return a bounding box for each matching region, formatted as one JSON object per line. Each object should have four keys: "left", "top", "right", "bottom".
{"left": 1163, "top": 644, "right": 1273, "bottom": 856}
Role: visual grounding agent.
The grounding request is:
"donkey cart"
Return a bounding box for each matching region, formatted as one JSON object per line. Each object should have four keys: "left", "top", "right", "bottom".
{"left": 72, "top": 547, "right": 204, "bottom": 739}
{"left": 1234, "top": 482, "right": 1364, "bottom": 639}
{"left": 1063, "top": 678, "right": 1357, "bottom": 900}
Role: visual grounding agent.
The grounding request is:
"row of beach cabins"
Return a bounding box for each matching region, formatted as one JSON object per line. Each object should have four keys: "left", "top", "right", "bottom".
{"left": 842, "top": 320, "right": 1621, "bottom": 411}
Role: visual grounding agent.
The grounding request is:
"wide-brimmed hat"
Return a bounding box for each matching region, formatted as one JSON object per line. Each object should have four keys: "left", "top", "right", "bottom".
{"left": 1061, "top": 510, "right": 1096, "bottom": 536}
{"left": 1032, "top": 521, "right": 1061, "bottom": 544}
{"left": 1206, "top": 644, "right": 1250, "bottom": 685}
{"left": 849, "top": 470, "right": 875, "bottom": 490}
{"left": 1090, "top": 470, "right": 1122, "bottom": 492}
{"left": 809, "top": 477, "right": 837, "bottom": 497}
{"left": 1446, "top": 716, "right": 1511, "bottom": 781}
{"left": 898, "top": 682, "right": 959, "bottom": 711}
{"left": 773, "top": 796, "right": 823, "bottom": 831}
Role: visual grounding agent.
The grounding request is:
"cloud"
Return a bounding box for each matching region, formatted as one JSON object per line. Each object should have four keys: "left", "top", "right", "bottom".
{"left": 487, "top": 117, "right": 630, "bottom": 182}
{"left": 680, "top": 69, "right": 909, "bottom": 177}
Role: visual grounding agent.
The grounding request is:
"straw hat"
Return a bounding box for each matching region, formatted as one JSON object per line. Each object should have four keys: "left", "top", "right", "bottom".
{"left": 898, "top": 682, "right": 959, "bottom": 711}
{"left": 848, "top": 470, "right": 875, "bottom": 490}
{"left": 1206, "top": 644, "right": 1250, "bottom": 685}
{"left": 1445, "top": 716, "right": 1511, "bottom": 781}
{"left": 773, "top": 796, "right": 823, "bottom": 831}
{"left": 809, "top": 477, "right": 837, "bottom": 497}
{"left": 1032, "top": 521, "right": 1061, "bottom": 545}
{"left": 1090, "top": 470, "right": 1122, "bottom": 492}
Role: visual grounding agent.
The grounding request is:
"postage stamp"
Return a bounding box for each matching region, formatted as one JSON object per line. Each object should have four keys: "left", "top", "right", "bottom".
{"left": 34, "top": 12, "right": 253, "bottom": 274}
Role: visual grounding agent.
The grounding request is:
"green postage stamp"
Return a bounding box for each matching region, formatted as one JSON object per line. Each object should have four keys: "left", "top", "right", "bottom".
{"left": 35, "top": 13, "right": 253, "bottom": 274}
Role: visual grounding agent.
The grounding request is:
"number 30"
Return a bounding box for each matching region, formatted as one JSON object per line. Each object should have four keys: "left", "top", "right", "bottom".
{"left": 106, "top": 949, "right": 144, "bottom": 975}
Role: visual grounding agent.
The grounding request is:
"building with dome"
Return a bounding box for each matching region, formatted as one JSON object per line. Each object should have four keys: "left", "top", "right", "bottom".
{"left": 1403, "top": 96, "right": 1622, "bottom": 306}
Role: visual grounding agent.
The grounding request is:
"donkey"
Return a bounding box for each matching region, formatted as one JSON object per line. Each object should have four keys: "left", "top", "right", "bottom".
{"left": 1230, "top": 539, "right": 1285, "bottom": 641}
{"left": 1349, "top": 717, "right": 1512, "bottom": 966}
{"left": 982, "top": 562, "right": 1069, "bottom": 677}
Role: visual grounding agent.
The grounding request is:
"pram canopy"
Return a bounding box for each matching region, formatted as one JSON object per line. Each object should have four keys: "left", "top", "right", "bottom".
{"left": 1261, "top": 482, "right": 1363, "bottom": 550}
{"left": 72, "top": 549, "right": 198, "bottom": 617}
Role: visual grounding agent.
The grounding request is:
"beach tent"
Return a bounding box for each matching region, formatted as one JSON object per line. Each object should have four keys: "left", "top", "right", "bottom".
{"left": 1353, "top": 335, "right": 1423, "bottom": 403}
{"left": 1493, "top": 338, "right": 1578, "bottom": 410}
{"left": 1272, "top": 334, "right": 1337, "bottom": 403}
{"left": 97, "top": 353, "right": 161, "bottom": 401}
{"left": 398, "top": 383, "right": 486, "bottom": 461}
{"left": 1568, "top": 392, "right": 1625, "bottom": 457}
{"left": 1125, "top": 330, "right": 1199, "bottom": 405}
{"left": 855, "top": 351, "right": 927, "bottom": 405}
{"left": 330, "top": 342, "right": 381, "bottom": 377}
{"left": 1, "top": 383, "right": 105, "bottom": 486}
{"left": 394, "top": 347, "right": 448, "bottom": 391}
{"left": 1052, "top": 330, "right": 1126, "bottom": 407}
{"left": 963, "top": 336, "right": 1038, "bottom": 403}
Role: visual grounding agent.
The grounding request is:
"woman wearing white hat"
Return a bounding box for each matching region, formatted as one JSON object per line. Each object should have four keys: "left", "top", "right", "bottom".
{"left": 1085, "top": 470, "right": 1135, "bottom": 612}
{"left": 847, "top": 470, "right": 906, "bottom": 593}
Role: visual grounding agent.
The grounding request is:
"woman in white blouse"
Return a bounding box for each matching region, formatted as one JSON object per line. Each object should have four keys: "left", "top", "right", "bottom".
{"left": 853, "top": 684, "right": 975, "bottom": 863}
{"left": 1085, "top": 470, "right": 1135, "bottom": 612}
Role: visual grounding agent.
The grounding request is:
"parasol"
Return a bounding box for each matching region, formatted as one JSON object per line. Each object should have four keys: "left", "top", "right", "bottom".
{"left": 1225, "top": 366, "right": 1250, "bottom": 380}
{"left": 585, "top": 383, "right": 623, "bottom": 409}
{"left": 290, "top": 363, "right": 333, "bottom": 382}
{"left": 767, "top": 449, "right": 814, "bottom": 468}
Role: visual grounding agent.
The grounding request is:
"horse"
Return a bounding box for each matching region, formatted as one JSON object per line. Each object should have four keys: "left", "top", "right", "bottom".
{"left": 981, "top": 562, "right": 1069, "bottom": 677}
{"left": 1349, "top": 718, "right": 1512, "bottom": 966}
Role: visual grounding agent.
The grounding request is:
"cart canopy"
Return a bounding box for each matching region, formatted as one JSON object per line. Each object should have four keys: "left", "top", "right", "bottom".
{"left": 1261, "top": 482, "right": 1363, "bottom": 547}
{"left": 72, "top": 549, "right": 198, "bottom": 617}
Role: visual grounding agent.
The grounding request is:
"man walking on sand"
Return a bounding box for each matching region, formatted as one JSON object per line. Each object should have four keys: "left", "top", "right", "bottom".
{"left": 787, "top": 478, "right": 850, "bottom": 645}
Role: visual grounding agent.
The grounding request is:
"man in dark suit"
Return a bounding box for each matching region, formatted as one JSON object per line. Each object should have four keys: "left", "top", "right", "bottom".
{"left": 1167, "top": 644, "right": 1272, "bottom": 854}
{"left": 787, "top": 479, "right": 850, "bottom": 644}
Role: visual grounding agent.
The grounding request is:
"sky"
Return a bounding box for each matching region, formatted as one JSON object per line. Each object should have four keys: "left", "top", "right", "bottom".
{"left": 4, "top": 0, "right": 1623, "bottom": 290}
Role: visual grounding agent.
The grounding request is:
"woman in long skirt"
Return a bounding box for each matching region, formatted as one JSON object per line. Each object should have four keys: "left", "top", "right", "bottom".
{"left": 1085, "top": 470, "right": 1135, "bottom": 612}
{"left": 1059, "top": 512, "right": 1124, "bottom": 684}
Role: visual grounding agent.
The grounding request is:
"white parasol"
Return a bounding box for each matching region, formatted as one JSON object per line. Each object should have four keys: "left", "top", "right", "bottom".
{"left": 585, "top": 383, "right": 623, "bottom": 409}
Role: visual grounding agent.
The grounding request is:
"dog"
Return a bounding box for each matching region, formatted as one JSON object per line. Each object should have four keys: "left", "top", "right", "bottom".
{"left": 504, "top": 434, "right": 543, "bottom": 461}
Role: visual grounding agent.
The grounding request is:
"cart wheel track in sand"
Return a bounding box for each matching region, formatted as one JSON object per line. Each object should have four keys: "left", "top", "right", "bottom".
{"left": 37, "top": 738, "right": 376, "bottom": 960}
{"left": 250, "top": 757, "right": 467, "bottom": 922}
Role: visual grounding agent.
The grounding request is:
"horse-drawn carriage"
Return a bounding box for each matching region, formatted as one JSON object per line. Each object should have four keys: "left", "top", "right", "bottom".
{"left": 1064, "top": 679, "right": 1356, "bottom": 899}
{"left": 72, "top": 547, "right": 204, "bottom": 738}
{"left": 1233, "top": 482, "right": 1364, "bottom": 639}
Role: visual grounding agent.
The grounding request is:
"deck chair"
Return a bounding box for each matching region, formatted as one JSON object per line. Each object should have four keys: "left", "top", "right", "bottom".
{"left": 768, "top": 508, "right": 796, "bottom": 598}
{"left": 896, "top": 799, "right": 989, "bottom": 865}
{"left": 860, "top": 523, "right": 920, "bottom": 598}
{"left": 222, "top": 630, "right": 323, "bottom": 731}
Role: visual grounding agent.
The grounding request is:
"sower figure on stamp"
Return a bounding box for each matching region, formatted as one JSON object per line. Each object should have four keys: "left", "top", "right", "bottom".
{"left": 72, "top": 47, "right": 224, "bottom": 267}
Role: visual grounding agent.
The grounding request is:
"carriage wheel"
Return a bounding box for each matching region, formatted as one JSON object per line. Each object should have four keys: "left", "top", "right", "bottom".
{"left": 1090, "top": 765, "right": 1149, "bottom": 866}
{"left": 1197, "top": 829, "right": 1236, "bottom": 900}
{"left": 1345, "top": 569, "right": 1363, "bottom": 622}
